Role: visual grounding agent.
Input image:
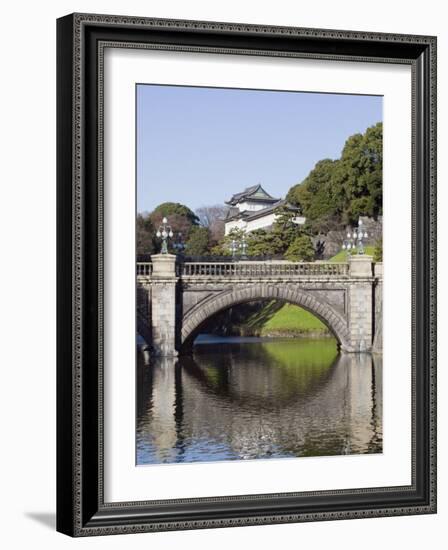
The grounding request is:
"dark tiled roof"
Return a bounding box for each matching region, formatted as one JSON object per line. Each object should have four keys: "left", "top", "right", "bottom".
{"left": 244, "top": 200, "right": 300, "bottom": 221}
{"left": 225, "top": 200, "right": 301, "bottom": 223}
{"left": 224, "top": 207, "right": 240, "bottom": 220}
{"left": 225, "top": 184, "right": 279, "bottom": 206}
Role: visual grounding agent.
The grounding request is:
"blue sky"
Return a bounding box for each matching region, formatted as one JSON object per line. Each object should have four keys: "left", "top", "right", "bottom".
{"left": 137, "top": 84, "right": 382, "bottom": 213}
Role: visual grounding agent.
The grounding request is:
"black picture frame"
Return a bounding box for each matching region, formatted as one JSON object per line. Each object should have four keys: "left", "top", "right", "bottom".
{"left": 57, "top": 13, "right": 437, "bottom": 536}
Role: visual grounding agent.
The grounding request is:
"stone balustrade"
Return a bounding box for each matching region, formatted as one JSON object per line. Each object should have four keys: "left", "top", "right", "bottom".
{"left": 136, "top": 262, "right": 153, "bottom": 276}
{"left": 137, "top": 261, "right": 349, "bottom": 279}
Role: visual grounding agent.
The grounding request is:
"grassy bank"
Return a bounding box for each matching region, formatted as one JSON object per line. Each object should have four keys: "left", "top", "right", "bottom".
{"left": 228, "top": 301, "right": 331, "bottom": 338}
{"left": 329, "top": 245, "right": 375, "bottom": 263}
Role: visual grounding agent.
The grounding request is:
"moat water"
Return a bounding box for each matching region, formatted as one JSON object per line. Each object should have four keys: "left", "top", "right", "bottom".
{"left": 136, "top": 336, "right": 382, "bottom": 465}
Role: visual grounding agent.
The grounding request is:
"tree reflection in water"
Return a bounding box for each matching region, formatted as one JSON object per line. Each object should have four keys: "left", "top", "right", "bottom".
{"left": 136, "top": 338, "right": 382, "bottom": 465}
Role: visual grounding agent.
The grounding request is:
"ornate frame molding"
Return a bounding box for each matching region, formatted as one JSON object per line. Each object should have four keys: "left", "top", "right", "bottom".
{"left": 57, "top": 13, "right": 437, "bottom": 536}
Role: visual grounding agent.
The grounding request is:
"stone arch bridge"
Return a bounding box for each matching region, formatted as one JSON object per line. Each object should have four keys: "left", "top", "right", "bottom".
{"left": 137, "top": 255, "right": 383, "bottom": 356}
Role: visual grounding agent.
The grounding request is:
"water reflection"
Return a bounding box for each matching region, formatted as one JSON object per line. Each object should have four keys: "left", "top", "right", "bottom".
{"left": 136, "top": 338, "right": 382, "bottom": 465}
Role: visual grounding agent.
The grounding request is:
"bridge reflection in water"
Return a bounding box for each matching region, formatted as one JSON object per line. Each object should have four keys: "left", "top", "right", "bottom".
{"left": 136, "top": 338, "right": 382, "bottom": 465}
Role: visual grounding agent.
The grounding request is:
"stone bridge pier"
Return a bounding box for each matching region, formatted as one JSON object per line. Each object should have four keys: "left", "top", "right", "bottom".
{"left": 149, "top": 254, "right": 178, "bottom": 357}
{"left": 137, "top": 255, "right": 382, "bottom": 356}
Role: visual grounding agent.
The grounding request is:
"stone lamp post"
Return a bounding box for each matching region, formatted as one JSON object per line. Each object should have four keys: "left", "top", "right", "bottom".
{"left": 342, "top": 219, "right": 369, "bottom": 257}
{"left": 156, "top": 217, "right": 174, "bottom": 254}
{"left": 229, "top": 233, "right": 248, "bottom": 260}
{"left": 229, "top": 239, "right": 239, "bottom": 259}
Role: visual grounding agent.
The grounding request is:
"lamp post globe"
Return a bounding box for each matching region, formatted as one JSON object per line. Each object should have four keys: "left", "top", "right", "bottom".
{"left": 156, "top": 217, "right": 175, "bottom": 254}
{"left": 342, "top": 220, "right": 368, "bottom": 258}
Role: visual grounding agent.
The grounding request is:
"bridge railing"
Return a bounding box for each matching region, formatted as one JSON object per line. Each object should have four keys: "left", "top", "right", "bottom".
{"left": 136, "top": 261, "right": 350, "bottom": 278}
{"left": 136, "top": 262, "right": 153, "bottom": 276}
{"left": 179, "top": 262, "right": 349, "bottom": 277}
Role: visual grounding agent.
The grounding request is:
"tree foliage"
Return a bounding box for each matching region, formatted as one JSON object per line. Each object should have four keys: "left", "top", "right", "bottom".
{"left": 373, "top": 238, "right": 383, "bottom": 262}
{"left": 210, "top": 228, "right": 246, "bottom": 256}
{"left": 287, "top": 122, "right": 383, "bottom": 231}
{"left": 184, "top": 226, "right": 211, "bottom": 256}
{"left": 136, "top": 202, "right": 202, "bottom": 255}
{"left": 286, "top": 159, "right": 339, "bottom": 233}
{"left": 211, "top": 208, "right": 315, "bottom": 259}
{"left": 151, "top": 202, "right": 199, "bottom": 225}
{"left": 147, "top": 202, "right": 199, "bottom": 253}
{"left": 284, "top": 235, "right": 315, "bottom": 262}
{"left": 246, "top": 229, "right": 277, "bottom": 257}
{"left": 136, "top": 213, "right": 156, "bottom": 255}
{"left": 267, "top": 206, "right": 307, "bottom": 253}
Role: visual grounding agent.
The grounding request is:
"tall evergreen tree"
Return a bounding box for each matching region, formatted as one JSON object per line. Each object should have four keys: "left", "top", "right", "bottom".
{"left": 286, "top": 159, "right": 340, "bottom": 233}
{"left": 184, "top": 226, "right": 210, "bottom": 256}
{"left": 284, "top": 235, "right": 315, "bottom": 262}
{"left": 286, "top": 122, "right": 382, "bottom": 231}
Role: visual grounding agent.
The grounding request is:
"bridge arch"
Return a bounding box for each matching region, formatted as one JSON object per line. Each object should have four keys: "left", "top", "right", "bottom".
{"left": 181, "top": 284, "right": 352, "bottom": 351}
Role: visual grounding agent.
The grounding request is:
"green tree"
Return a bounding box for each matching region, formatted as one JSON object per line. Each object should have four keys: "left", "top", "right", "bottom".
{"left": 333, "top": 122, "right": 383, "bottom": 224}
{"left": 247, "top": 229, "right": 277, "bottom": 257}
{"left": 286, "top": 159, "right": 341, "bottom": 233}
{"left": 136, "top": 213, "right": 156, "bottom": 255}
{"left": 184, "top": 226, "right": 210, "bottom": 256}
{"left": 150, "top": 202, "right": 200, "bottom": 253}
{"left": 151, "top": 202, "right": 199, "bottom": 225}
{"left": 268, "top": 206, "right": 304, "bottom": 254}
{"left": 284, "top": 235, "right": 315, "bottom": 262}
{"left": 211, "top": 228, "right": 246, "bottom": 256}
{"left": 285, "top": 122, "right": 383, "bottom": 232}
{"left": 373, "top": 237, "right": 383, "bottom": 262}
